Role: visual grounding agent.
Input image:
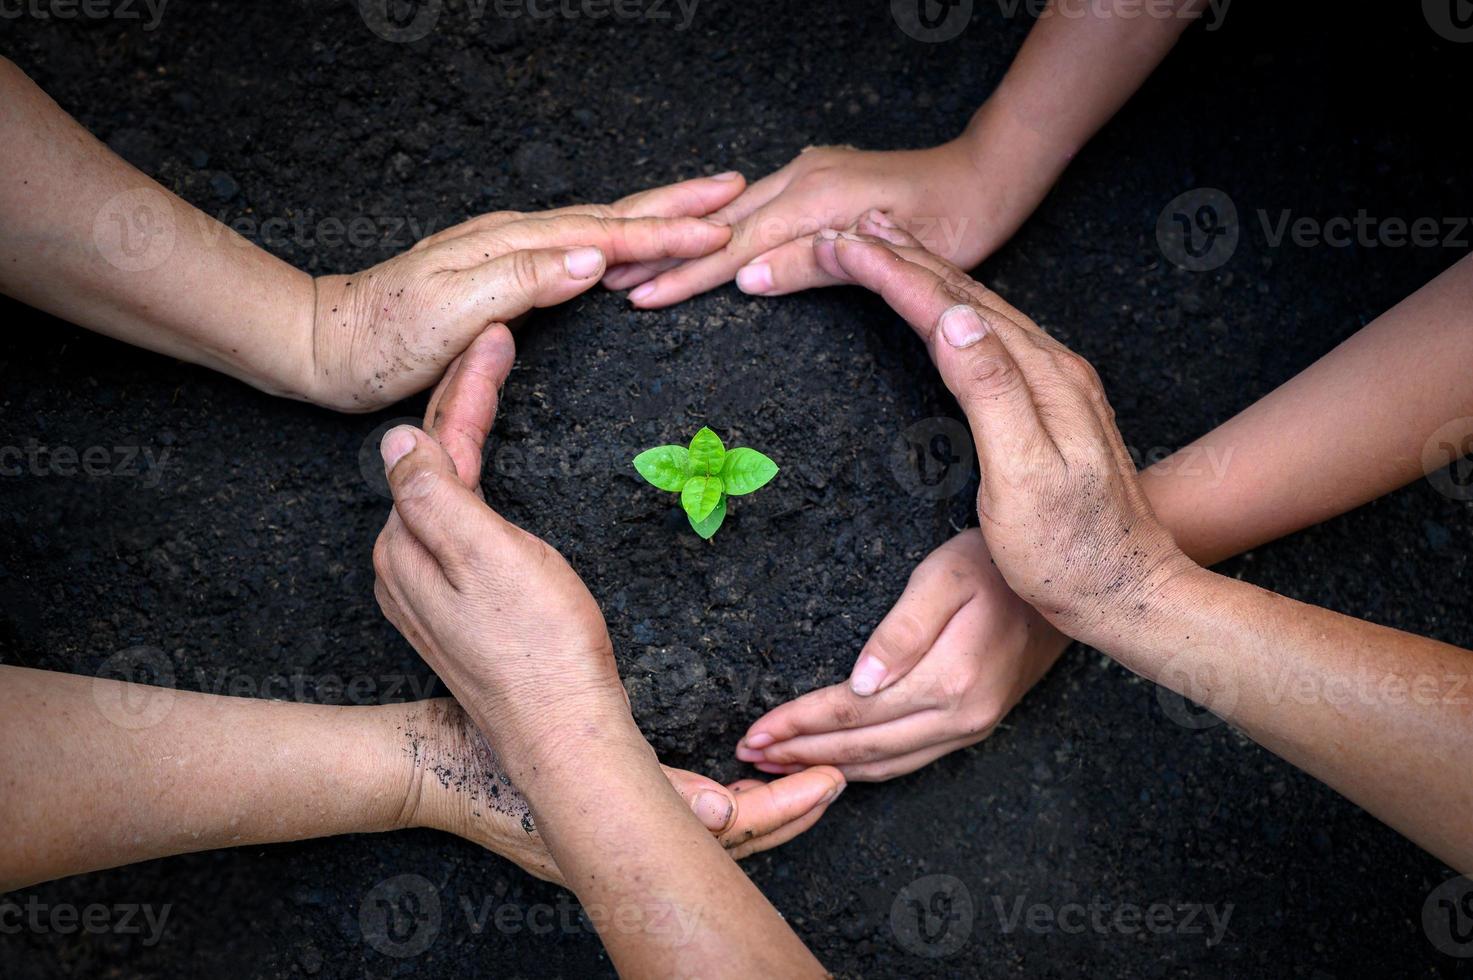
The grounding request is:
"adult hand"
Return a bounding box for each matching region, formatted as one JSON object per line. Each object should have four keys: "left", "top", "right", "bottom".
{"left": 371, "top": 324, "right": 631, "bottom": 760}
{"left": 811, "top": 229, "right": 1198, "bottom": 648}
{"left": 735, "top": 530, "right": 1069, "bottom": 781}
{"left": 404, "top": 700, "right": 845, "bottom": 886}
{"left": 311, "top": 174, "right": 744, "bottom": 411}
{"left": 605, "top": 143, "right": 999, "bottom": 307}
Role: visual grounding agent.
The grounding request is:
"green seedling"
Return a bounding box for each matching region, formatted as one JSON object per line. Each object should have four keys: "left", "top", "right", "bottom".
{"left": 633, "top": 427, "right": 778, "bottom": 539}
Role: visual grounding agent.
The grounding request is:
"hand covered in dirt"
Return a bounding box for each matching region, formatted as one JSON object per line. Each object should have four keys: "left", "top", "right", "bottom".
{"left": 736, "top": 530, "right": 1069, "bottom": 781}
{"left": 605, "top": 143, "right": 1000, "bottom": 306}
{"left": 311, "top": 174, "right": 743, "bottom": 411}
{"left": 372, "top": 325, "right": 629, "bottom": 761}
{"left": 403, "top": 700, "right": 845, "bottom": 885}
{"left": 811, "top": 228, "right": 1198, "bottom": 649}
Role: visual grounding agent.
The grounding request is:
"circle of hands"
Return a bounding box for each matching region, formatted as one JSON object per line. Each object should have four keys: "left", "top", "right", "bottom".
{"left": 364, "top": 165, "right": 1193, "bottom": 882}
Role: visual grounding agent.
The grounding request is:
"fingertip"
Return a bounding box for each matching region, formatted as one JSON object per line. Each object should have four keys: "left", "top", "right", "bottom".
{"left": 628, "top": 281, "right": 658, "bottom": 306}
{"left": 563, "top": 245, "right": 605, "bottom": 280}
{"left": 690, "top": 789, "right": 737, "bottom": 832}
{"left": 380, "top": 425, "right": 419, "bottom": 473}
{"left": 848, "top": 653, "right": 888, "bottom": 697}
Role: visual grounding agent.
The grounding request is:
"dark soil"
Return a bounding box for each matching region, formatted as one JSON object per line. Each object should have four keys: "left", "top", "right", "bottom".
{"left": 2, "top": 2, "right": 1471, "bottom": 977}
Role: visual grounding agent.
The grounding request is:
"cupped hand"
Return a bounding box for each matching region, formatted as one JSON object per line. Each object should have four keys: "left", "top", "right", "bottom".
{"left": 811, "top": 229, "right": 1198, "bottom": 648}
{"left": 310, "top": 173, "right": 744, "bottom": 411}
{"left": 371, "top": 325, "right": 630, "bottom": 762}
{"left": 735, "top": 530, "right": 1070, "bottom": 781}
{"left": 604, "top": 142, "right": 997, "bottom": 307}
{"left": 403, "top": 700, "right": 845, "bottom": 886}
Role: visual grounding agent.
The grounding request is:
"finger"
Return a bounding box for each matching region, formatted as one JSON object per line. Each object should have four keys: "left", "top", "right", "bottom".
{"left": 735, "top": 237, "right": 847, "bottom": 297}
{"left": 856, "top": 209, "right": 923, "bottom": 248}
{"left": 601, "top": 257, "right": 681, "bottom": 291}
{"left": 662, "top": 766, "right": 738, "bottom": 833}
{"left": 609, "top": 171, "right": 747, "bottom": 219}
{"left": 718, "top": 767, "right": 845, "bottom": 851}
{"left": 756, "top": 709, "right": 971, "bottom": 768}
{"left": 838, "top": 734, "right": 980, "bottom": 783}
{"left": 827, "top": 238, "right": 1057, "bottom": 471}
{"left": 738, "top": 680, "right": 926, "bottom": 755}
{"left": 441, "top": 215, "right": 731, "bottom": 272}
{"left": 422, "top": 325, "right": 516, "bottom": 490}
{"left": 381, "top": 425, "right": 506, "bottom": 582}
{"left": 847, "top": 550, "right": 978, "bottom": 697}
{"left": 443, "top": 245, "right": 611, "bottom": 345}
{"left": 631, "top": 188, "right": 843, "bottom": 308}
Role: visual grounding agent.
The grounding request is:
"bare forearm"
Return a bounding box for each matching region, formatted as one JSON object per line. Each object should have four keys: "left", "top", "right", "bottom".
{"left": 0, "top": 57, "right": 315, "bottom": 401}
{"left": 0, "top": 666, "right": 413, "bottom": 890}
{"left": 1118, "top": 570, "right": 1473, "bottom": 871}
{"left": 1141, "top": 252, "right": 1473, "bottom": 565}
{"left": 510, "top": 722, "right": 824, "bottom": 977}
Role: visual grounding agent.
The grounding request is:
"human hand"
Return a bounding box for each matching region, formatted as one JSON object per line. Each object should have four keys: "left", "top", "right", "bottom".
{"left": 371, "top": 325, "right": 633, "bottom": 767}
{"left": 310, "top": 174, "right": 744, "bottom": 411}
{"left": 400, "top": 700, "right": 845, "bottom": 885}
{"left": 735, "top": 530, "right": 1069, "bottom": 781}
{"left": 812, "top": 229, "right": 1198, "bottom": 648}
{"left": 604, "top": 142, "right": 999, "bottom": 306}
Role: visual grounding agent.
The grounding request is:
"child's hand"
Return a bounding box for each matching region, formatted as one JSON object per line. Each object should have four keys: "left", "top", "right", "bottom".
{"left": 605, "top": 142, "right": 1001, "bottom": 307}
{"left": 309, "top": 174, "right": 743, "bottom": 411}
{"left": 401, "top": 700, "right": 845, "bottom": 885}
{"left": 735, "top": 531, "right": 1068, "bottom": 780}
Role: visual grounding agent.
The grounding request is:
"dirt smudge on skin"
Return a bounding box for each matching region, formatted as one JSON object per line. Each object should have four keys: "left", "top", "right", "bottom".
{"left": 399, "top": 699, "right": 534, "bottom": 832}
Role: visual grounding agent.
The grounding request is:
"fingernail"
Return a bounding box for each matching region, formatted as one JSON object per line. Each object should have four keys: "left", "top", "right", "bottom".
{"left": 380, "top": 426, "right": 417, "bottom": 472}
{"left": 628, "top": 282, "right": 656, "bottom": 303}
{"left": 867, "top": 209, "right": 897, "bottom": 228}
{"left": 735, "top": 744, "right": 766, "bottom": 763}
{"left": 820, "top": 782, "right": 845, "bottom": 806}
{"left": 735, "top": 263, "right": 773, "bottom": 295}
{"left": 691, "top": 790, "right": 735, "bottom": 831}
{"left": 849, "top": 654, "right": 888, "bottom": 697}
{"left": 817, "top": 228, "right": 840, "bottom": 241}
{"left": 711, "top": 170, "right": 741, "bottom": 181}
{"left": 743, "top": 732, "right": 775, "bottom": 750}
{"left": 564, "top": 246, "right": 604, "bottom": 279}
{"left": 837, "top": 231, "right": 868, "bottom": 243}
{"left": 940, "top": 304, "right": 989, "bottom": 348}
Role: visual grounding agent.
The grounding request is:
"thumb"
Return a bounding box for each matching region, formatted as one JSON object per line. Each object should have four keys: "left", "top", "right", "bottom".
{"left": 381, "top": 425, "right": 498, "bottom": 576}
{"left": 451, "top": 244, "right": 608, "bottom": 330}
{"left": 931, "top": 304, "right": 1051, "bottom": 483}
{"left": 662, "top": 767, "right": 737, "bottom": 833}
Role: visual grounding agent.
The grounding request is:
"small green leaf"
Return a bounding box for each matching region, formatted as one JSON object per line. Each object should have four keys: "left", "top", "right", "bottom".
{"left": 721, "top": 447, "right": 779, "bottom": 496}
{"left": 688, "top": 426, "right": 726, "bottom": 475}
{"left": 632, "top": 446, "right": 692, "bottom": 492}
{"left": 681, "top": 475, "right": 724, "bottom": 522}
{"left": 688, "top": 494, "right": 727, "bottom": 539}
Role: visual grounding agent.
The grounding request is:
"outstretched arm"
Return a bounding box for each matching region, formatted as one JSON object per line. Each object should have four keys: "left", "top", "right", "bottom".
{"left": 738, "top": 233, "right": 1473, "bottom": 783}
{"left": 0, "top": 666, "right": 843, "bottom": 892}
{"left": 0, "top": 56, "right": 740, "bottom": 411}
{"left": 819, "top": 233, "right": 1473, "bottom": 872}
{"left": 614, "top": 0, "right": 1209, "bottom": 304}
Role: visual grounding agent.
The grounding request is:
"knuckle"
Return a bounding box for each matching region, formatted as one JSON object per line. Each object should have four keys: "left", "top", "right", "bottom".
{"left": 966, "top": 352, "right": 1023, "bottom": 397}
{"left": 371, "top": 534, "right": 394, "bottom": 581}
{"left": 869, "top": 613, "right": 927, "bottom": 666}
{"left": 828, "top": 695, "right": 865, "bottom": 729}
{"left": 509, "top": 249, "right": 547, "bottom": 294}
